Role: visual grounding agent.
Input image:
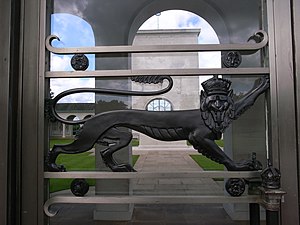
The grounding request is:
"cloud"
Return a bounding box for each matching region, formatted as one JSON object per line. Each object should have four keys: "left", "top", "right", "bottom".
{"left": 50, "top": 78, "right": 95, "bottom": 103}
{"left": 199, "top": 52, "right": 221, "bottom": 68}
{"left": 50, "top": 13, "right": 96, "bottom": 103}
{"left": 53, "top": 0, "right": 89, "bottom": 19}
{"left": 51, "top": 13, "right": 95, "bottom": 48}
{"left": 140, "top": 10, "right": 201, "bottom": 30}
{"left": 139, "top": 10, "right": 219, "bottom": 44}
{"left": 50, "top": 54, "right": 94, "bottom": 103}
{"left": 50, "top": 54, "right": 73, "bottom": 71}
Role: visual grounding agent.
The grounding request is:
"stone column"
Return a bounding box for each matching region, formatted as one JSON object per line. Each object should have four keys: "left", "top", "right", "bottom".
{"left": 93, "top": 31, "right": 133, "bottom": 221}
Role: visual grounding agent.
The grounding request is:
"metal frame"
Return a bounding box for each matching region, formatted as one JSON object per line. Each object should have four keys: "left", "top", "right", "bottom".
{"left": 266, "top": 0, "right": 299, "bottom": 224}
{"left": 0, "top": 0, "right": 298, "bottom": 224}
{"left": 46, "top": 68, "right": 269, "bottom": 78}
{"left": 0, "top": 1, "right": 11, "bottom": 225}
{"left": 44, "top": 171, "right": 262, "bottom": 217}
{"left": 44, "top": 195, "right": 261, "bottom": 217}
{"left": 292, "top": 0, "right": 300, "bottom": 209}
{"left": 20, "top": 0, "right": 46, "bottom": 225}
{"left": 44, "top": 171, "right": 261, "bottom": 179}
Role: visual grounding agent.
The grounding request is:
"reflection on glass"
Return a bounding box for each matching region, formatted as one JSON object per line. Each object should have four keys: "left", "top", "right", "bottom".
{"left": 50, "top": 13, "right": 95, "bottom": 103}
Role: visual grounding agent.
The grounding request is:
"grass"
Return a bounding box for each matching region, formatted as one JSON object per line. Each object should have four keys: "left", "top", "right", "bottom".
{"left": 131, "top": 138, "right": 139, "bottom": 146}
{"left": 187, "top": 139, "right": 224, "bottom": 148}
{"left": 190, "top": 154, "right": 224, "bottom": 171}
{"left": 49, "top": 139, "right": 140, "bottom": 193}
{"left": 50, "top": 138, "right": 74, "bottom": 148}
{"left": 214, "top": 139, "right": 224, "bottom": 148}
{"left": 132, "top": 155, "right": 139, "bottom": 165}
{"left": 50, "top": 151, "right": 96, "bottom": 193}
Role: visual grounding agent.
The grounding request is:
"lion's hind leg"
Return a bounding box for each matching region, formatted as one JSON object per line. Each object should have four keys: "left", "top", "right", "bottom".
{"left": 99, "top": 128, "right": 135, "bottom": 172}
{"left": 46, "top": 130, "right": 99, "bottom": 172}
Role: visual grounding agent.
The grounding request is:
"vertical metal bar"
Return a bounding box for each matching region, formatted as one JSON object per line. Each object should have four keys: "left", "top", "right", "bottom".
{"left": 39, "top": 0, "right": 47, "bottom": 225}
{"left": 266, "top": 210, "right": 279, "bottom": 225}
{"left": 291, "top": 0, "right": 300, "bottom": 211}
{"left": 267, "top": 0, "right": 299, "bottom": 224}
{"left": 7, "top": 0, "right": 23, "bottom": 224}
{"left": 250, "top": 203, "right": 260, "bottom": 225}
{"left": 21, "top": 0, "right": 45, "bottom": 224}
{"left": 0, "top": 1, "right": 11, "bottom": 225}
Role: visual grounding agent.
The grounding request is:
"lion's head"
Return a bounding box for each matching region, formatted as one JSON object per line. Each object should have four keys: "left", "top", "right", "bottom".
{"left": 200, "top": 77, "right": 235, "bottom": 134}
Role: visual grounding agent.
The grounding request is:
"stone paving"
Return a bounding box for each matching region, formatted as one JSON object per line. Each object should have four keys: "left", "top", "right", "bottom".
{"left": 132, "top": 150, "right": 223, "bottom": 196}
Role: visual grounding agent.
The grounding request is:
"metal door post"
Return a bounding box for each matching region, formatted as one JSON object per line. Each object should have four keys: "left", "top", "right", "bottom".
{"left": 250, "top": 203, "right": 260, "bottom": 225}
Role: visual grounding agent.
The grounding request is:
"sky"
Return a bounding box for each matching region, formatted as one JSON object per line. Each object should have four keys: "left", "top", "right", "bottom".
{"left": 50, "top": 10, "right": 220, "bottom": 103}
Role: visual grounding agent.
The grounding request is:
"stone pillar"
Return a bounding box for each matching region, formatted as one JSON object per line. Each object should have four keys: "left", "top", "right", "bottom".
{"left": 93, "top": 32, "right": 133, "bottom": 221}
{"left": 62, "top": 124, "right": 66, "bottom": 138}
{"left": 223, "top": 78, "right": 267, "bottom": 221}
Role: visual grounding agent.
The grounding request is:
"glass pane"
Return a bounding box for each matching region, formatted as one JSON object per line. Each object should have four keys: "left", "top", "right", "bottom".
{"left": 45, "top": 1, "right": 267, "bottom": 225}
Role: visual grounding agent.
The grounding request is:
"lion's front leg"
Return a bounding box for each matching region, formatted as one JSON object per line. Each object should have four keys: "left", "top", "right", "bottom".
{"left": 192, "top": 136, "right": 259, "bottom": 171}
{"left": 46, "top": 145, "right": 66, "bottom": 172}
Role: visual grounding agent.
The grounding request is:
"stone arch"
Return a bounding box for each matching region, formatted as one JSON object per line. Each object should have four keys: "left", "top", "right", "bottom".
{"left": 128, "top": 0, "right": 229, "bottom": 44}
{"left": 65, "top": 115, "right": 80, "bottom": 136}
{"left": 66, "top": 115, "right": 77, "bottom": 121}
{"left": 83, "top": 114, "right": 93, "bottom": 119}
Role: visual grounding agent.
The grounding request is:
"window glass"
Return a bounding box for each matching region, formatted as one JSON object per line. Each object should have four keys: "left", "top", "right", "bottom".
{"left": 146, "top": 98, "right": 172, "bottom": 111}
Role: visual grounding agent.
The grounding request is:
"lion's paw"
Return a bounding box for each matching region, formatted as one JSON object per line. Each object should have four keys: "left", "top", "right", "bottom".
{"left": 47, "top": 163, "right": 66, "bottom": 172}
{"left": 111, "top": 164, "right": 136, "bottom": 172}
{"left": 228, "top": 159, "right": 262, "bottom": 171}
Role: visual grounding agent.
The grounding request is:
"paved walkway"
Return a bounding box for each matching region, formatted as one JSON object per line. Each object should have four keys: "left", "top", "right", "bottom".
{"left": 132, "top": 150, "right": 223, "bottom": 196}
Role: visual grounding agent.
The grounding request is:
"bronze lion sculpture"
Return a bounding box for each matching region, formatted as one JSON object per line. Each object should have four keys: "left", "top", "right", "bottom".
{"left": 46, "top": 76, "right": 269, "bottom": 172}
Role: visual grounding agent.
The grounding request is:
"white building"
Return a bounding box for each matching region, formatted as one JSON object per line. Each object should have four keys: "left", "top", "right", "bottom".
{"left": 51, "top": 29, "right": 201, "bottom": 143}
{"left": 132, "top": 29, "right": 200, "bottom": 150}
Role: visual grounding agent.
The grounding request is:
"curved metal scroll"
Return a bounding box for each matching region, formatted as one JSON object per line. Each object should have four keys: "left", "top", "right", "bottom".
{"left": 49, "top": 75, "right": 173, "bottom": 124}
{"left": 46, "top": 30, "right": 268, "bottom": 55}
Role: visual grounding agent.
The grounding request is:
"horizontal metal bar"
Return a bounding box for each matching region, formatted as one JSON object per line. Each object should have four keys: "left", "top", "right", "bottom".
{"left": 45, "top": 68, "right": 270, "bottom": 78}
{"left": 44, "top": 171, "right": 261, "bottom": 179}
{"left": 45, "top": 30, "right": 268, "bottom": 55}
{"left": 44, "top": 195, "right": 261, "bottom": 217}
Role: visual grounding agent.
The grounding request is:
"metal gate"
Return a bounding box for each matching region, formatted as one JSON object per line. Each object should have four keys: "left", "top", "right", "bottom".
{"left": 1, "top": 0, "right": 299, "bottom": 225}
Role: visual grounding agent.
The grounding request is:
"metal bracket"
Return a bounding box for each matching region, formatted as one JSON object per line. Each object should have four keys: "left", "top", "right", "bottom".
{"left": 259, "top": 187, "right": 286, "bottom": 211}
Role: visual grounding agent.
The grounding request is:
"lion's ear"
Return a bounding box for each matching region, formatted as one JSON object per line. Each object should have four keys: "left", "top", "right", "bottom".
{"left": 200, "top": 90, "right": 207, "bottom": 98}
{"left": 200, "top": 90, "right": 207, "bottom": 111}
{"left": 228, "top": 90, "right": 233, "bottom": 98}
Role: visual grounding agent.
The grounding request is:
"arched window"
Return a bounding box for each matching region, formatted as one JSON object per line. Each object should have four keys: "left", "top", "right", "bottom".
{"left": 146, "top": 98, "right": 172, "bottom": 111}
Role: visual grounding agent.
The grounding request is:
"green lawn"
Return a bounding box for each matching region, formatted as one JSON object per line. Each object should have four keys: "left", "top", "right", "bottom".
{"left": 214, "top": 139, "right": 224, "bottom": 148}
{"left": 50, "top": 138, "right": 74, "bottom": 148}
{"left": 50, "top": 151, "right": 96, "bottom": 193}
{"left": 187, "top": 139, "right": 224, "bottom": 148}
{"left": 132, "top": 155, "right": 139, "bottom": 165}
{"left": 190, "top": 154, "right": 224, "bottom": 171}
